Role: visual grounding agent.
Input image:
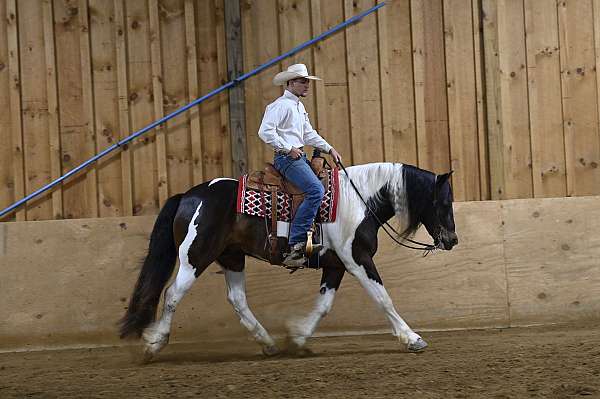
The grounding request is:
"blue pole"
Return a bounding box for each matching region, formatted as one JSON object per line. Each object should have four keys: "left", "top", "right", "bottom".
{"left": 0, "top": 2, "right": 385, "bottom": 220}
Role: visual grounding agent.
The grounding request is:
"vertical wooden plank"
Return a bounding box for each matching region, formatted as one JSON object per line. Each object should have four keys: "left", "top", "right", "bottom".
{"left": 158, "top": 0, "right": 192, "bottom": 195}
{"left": 482, "top": 0, "right": 504, "bottom": 199}
{"left": 345, "top": 0, "right": 383, "bottom": 165}
{"left": 557, "top": 0, "right": 600, "bottom": 196}
{"left": 444, "top": 0, "right": 481, "bottom": 201}
{"left": 78, "top": 0, "right": 98, "bottom": 217}
{"left": 411, "top": 0, "right": 451, "bottom": 172}
{"left": 214, "top": 0, "right": 232, "bottom": 177}
{"left": 223, "top": 0, "right": 247, "bottom": 177}
{"left": 278, "top": 0, "right": 317, "bottom": 130}
{"left": 42, "top": 0, "right": 63, "bottom": 219}
{"left": 20, "top": 0, "right": 52, "bottom": 220}
{"left": 483, "top": 0, "right": 533, "bottom": 199}
{"left": 0, "top": 0, "right": 14, "bottom": 218}
{"left": 242, "top": 0, "right": 280, "bottom": 172}
{"left": 114, "top": 0, "right": 133, "bottom": 215}
{"left": 148, "top": 0, "right": 168, "bottom": 204}
{"left": 496, "top": 0, "right": 533, "bottom": 199}
{"left": 472, "top": 0, "right": 490, "bottom": 199}
{"left": 6, "top": 0, "right": 25, "bottom": 221}
{"left": 309, "top": 0, "right": 326, "bottom": 132}
{"left": 54, "top": 0, "right": 98, "bottom": 219}
{"left": 310, "top": 0, "right": 351, "bottom": 162}
{"left": 126, "top": 0, "right": 157, "bottom": 215}
{"left": 524, "top": 0, "right": 567, "bottom": 198}
{"left": 90, "top": 0, "right": 123, "bottom": 217}
{"left": 203, "top": 0, "right": 236, "bottom": 179}
{"left": 184, "top": 0, "right": 202, "bottom": 184}
{"left": 377, "top": 0, "right": 417, "bottom": 165}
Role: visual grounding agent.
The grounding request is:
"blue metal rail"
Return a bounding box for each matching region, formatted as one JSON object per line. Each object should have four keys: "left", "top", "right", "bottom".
{"left": 0, "top": 2, "right": 385, "bottom": 219}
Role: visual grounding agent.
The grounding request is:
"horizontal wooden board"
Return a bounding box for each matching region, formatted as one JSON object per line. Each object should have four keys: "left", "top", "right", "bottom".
{"left": 3, "top": 196, "right": 599, "bottom": 350}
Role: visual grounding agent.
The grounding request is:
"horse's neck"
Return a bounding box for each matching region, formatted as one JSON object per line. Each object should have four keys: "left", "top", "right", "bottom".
{"left": 340, "top": 163, "right": 401, "bottom": 224}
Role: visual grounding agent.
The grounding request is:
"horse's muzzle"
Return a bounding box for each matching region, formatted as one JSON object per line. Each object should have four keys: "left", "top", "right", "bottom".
{"left": 441, "top": 231, "right": 458, "bottom": 250}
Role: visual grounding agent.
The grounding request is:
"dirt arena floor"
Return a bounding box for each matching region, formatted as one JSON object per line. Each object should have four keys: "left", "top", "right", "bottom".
{"left": 1, "top": 323, "right": 599, "bottom": 399}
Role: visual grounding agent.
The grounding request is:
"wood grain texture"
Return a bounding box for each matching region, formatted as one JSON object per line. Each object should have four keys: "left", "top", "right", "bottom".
{"left": 196, "top": 1, "right": 231, "bottom": 180}
{"left": 503, "top": 196, "right": 600, "bottom": 325}
{"left": 5, "top": 0, "right": 25, "bottom": 221}
{"left": 54, "top": 0, "right": 96, "bottom": 219}
{"left": 42, "top": 0, "right": 63, "bottom": 220}
{"left": 114, "top": 0, "right": 133, "bottom": 215}
{"left": 444, "top": 0, "right": 481, "bottom": 201}
{"left": 559, "top": 0, "right": 600, "bottom": 196}
{"left": 148, "top": 0, "right": 168, "bottom": 205}
{"left": 126, "top": 0, "right": 158, "bottom": 216}
{"left": 20, "top": 0, "right": 52, "bottom": 220}
{"left": 241, "top": 0, "right": 281, "bottom": 172}
{"left": 472, "top": 0, "right": 490, "bottom": 200}
{"left": 345, "top": 0, "right": 383, "bottom": 164}
{"left": 90, "top": 0, "right": 123, "bottom": 217}
{"left": 160, "top": 0, "right": 193, "bottom": 195}
{"left": 9, "top": 195, "right": 600, "bottom": 349}
{"left": 311, "top": 0, "right": 351, "bottom": 161}
{"left": 495, "top": 0, "right": 533, "bottom": 199}
{"left": 524, "top": 0, "right": 567, "bottom": 198}
{"left": 411, "top": 0, "right": 450, "bottom": 173}
{"left": 0, "top": 0, "right": 13, "bottom": 216}
{"left": 379, "top": 0, "right": 417, "bottom": 165}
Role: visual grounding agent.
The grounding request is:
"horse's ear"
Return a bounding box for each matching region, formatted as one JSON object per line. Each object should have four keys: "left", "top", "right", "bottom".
{"left": 436, "top": 172, "right": 452, "bottom": 186}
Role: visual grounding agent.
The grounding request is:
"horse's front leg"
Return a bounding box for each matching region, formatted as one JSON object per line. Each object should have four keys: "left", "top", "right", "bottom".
{"left": 340, "top": 253, "right": 427, "bottom": 352}
{"left": 222, "top": 267, "right": 279, "bottom": 356}
{"left": 287, "top": 265, "right": 345, "bottom": 349}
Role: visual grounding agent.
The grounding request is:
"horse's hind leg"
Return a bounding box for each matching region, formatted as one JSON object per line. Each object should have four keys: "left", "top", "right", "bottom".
{"left": 218, "top": 250, "right": 279, "bottom": 356}
{"left": 287, "top": 265, "right": 345, "bottom": 349}
{"left": 143, "top": 202, "right": 217, "bottom": 360}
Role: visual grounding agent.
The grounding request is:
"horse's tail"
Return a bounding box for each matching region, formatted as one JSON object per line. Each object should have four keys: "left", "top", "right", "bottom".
{"left": 119, "top": 193, "right": 183, "bottom": 339}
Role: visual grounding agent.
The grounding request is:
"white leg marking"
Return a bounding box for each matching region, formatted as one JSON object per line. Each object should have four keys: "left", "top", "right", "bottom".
{"left": 223, "top": 269, "right": 278, "bottom": 354}
{"left": 288, "top": 284, "right": 336, "bottom": 347}
{"left": 338, "top": 245, "right": 421, "bottom": 345}
{"left": 208, "top": 177, "right": 237, "bottom": 187}
{"left": 143, "top": 203, "right": 203, "bottom": 356}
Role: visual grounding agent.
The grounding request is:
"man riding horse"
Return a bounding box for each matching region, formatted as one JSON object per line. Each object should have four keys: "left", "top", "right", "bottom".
{"left": 258, "top": 63, "right": 342, "bottom": 267}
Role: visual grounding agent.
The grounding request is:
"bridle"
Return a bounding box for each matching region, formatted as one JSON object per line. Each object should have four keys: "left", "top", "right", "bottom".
{"left": 337, "top": 161, "right": 443, "bottom": 255}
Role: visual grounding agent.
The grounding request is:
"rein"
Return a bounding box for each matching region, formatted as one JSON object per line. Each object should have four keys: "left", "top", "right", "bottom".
{"left": 336, "top": 161, "right": 438, "bottom": 254}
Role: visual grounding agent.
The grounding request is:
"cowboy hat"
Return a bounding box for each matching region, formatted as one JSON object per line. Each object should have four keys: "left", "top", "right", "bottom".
{"left": 273, "top": 63, "right": 322, "bottom": 86}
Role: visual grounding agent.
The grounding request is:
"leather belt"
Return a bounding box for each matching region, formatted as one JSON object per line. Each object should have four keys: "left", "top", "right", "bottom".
{"left": 275, "top": 147, "right": 303, "bottom": 156}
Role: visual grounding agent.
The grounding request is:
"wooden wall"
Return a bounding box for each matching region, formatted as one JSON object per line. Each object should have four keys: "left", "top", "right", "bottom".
{"left": 2, "top": 195, "right": 599, "bottom": 350}
{"left": 2, "top": 0, "right": 600, "bottom": 222}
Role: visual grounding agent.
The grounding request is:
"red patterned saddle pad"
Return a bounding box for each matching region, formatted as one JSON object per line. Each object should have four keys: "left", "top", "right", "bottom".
{"left": 236, "top": 168, "right": 339, "bottom": 223}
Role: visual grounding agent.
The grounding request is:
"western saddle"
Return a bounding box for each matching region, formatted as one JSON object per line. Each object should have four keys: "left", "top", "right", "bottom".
{"left": 244, "top": 154, "right": 329, "bottom": 263}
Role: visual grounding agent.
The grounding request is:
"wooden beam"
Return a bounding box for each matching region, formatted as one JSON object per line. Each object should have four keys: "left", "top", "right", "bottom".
{"left": 5, "top": 0, "right": 25, "bottom": 221}
{"left": 214, "top": 0, "right": 232, "bottom": 178}
{"left": 78, "top": 0, "right": 99, "bottom": 217}
{"left": 149, "top": 0, "right": 168, "bottom": 205}
{"left": 224, "top": 0, "right": 247, "bottom": 177}
{"left": 114, "top": 0, "right": 133, "bottom": 215}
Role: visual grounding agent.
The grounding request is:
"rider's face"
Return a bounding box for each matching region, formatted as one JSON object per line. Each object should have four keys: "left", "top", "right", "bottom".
{"left": 288, "top": 78, "right": 310, "bottom": 97}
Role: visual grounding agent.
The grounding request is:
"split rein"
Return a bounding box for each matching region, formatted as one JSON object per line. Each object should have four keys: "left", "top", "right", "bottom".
{"left": 336, "top": 160, "right": 439, "bottom": 256}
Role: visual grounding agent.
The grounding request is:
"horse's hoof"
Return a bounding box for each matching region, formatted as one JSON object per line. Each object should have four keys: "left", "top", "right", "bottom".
{"left": 407, "top": 337, "right": 428, "bottom": 352}
{"left": 142, "top": 348, "right": 155, "bottom": 363}
{"left": 262, "top": 344, "right": 281, "bottom": 357}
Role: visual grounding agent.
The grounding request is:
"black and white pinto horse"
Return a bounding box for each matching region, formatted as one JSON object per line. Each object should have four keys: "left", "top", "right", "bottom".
{"left": 119, "top": 162, "right": 458, "bottom": 359}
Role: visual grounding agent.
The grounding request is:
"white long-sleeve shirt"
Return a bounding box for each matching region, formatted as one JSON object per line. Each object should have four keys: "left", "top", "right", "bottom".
{"left": 258, "top": 90, "right": 332, "bottom": 154}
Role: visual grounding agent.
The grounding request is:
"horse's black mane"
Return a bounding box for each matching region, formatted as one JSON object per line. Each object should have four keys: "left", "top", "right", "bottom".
{"left": 401, "top": 164, "right": 436, "bottom": 237}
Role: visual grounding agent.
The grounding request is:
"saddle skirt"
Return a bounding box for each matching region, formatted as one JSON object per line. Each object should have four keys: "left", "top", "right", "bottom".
{"left": 236, "top": 167, "right": 339, "bottom": 224}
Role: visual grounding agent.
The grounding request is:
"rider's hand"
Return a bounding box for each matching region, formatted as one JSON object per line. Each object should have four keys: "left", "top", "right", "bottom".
{"left": 288, "top": 147, "right": 303, "bottom": 159}
{"left": 329, "top": 148, "right": 342, "bottom": 165}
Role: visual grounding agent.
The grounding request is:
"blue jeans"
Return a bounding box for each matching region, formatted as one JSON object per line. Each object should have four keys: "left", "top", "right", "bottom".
{"left": 274, "top": 153, "right": 325, "bottom": 245}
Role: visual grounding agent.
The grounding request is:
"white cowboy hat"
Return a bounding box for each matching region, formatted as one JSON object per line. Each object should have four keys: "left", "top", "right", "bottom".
{"left": 273, "top": 63, "right": 322, "bottom": 86}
